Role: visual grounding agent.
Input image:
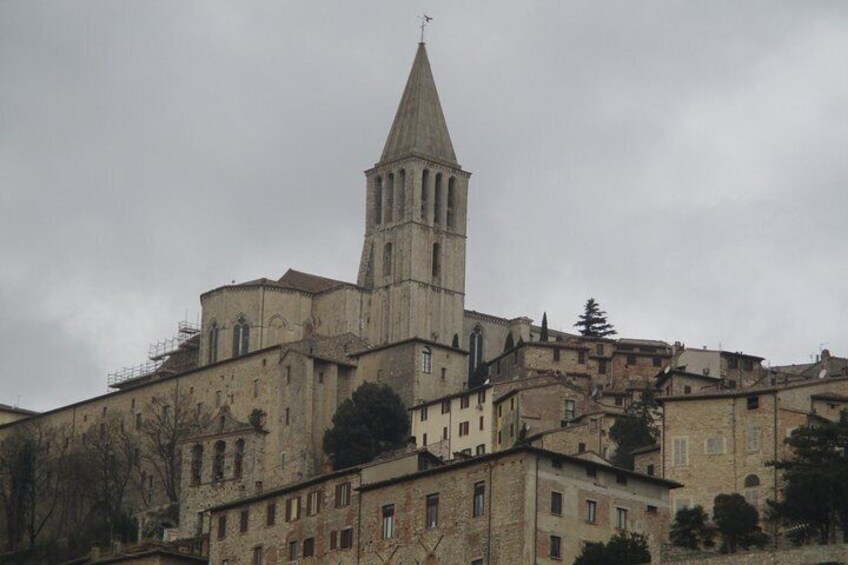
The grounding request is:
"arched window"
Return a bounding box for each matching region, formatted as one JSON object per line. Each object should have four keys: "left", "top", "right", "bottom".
{"left": 744, "top": 474, "right": 760, "bottom": 507}
{"left": 234, "top": 439, "right": 245, "bottom": 480}
{"left": 422, "top": 347, "right": 432, "bottom": 374}
{"left": 398, "top": 169, "right": 406, "bottom": 220}
{"left": 233, "top": 316, "right": 250, "bottom": 357}
{"left": 374, "top": 176, "right": 383, "bottom": 226}
{"left": 383, "top": 242, "right": 393, "bottom": 277}
{"left": 190, "top": 444, "right": 203, "bottom": 486}
{"left": 385, "top": 173, "right": 394, "bottom": 223}
{"left": 212, "top": 440, "right": 226, "bottom": 481}
{"left": 744, "top": 474, "right": 760, "bottom": 488}
{"left": 447, "top": 177, "right": 456, "bottom": 228}
{"left": 432, "top": 243, "right": 441, "bottom": 279}
{"left": 420, "top": 170, "right": 429, "bottom": 221}
{"left": 433, "top": 173, "right": 443, "bottom": 225}
{"left": 208, "top": 321, "right": 219, "bottom": 364}
{"left": 468, "top": 326, "right": 484, "bottom": 378}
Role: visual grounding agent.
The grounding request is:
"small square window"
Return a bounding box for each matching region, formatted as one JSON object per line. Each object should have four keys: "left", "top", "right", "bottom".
{"left": 747, "top": 396, "right": 759, "bottom": 410}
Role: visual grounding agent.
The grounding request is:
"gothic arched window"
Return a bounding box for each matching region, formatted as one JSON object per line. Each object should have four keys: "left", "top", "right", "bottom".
{"left": 398, "top": 169, "right": 406, "bottom": 220}
{"left": 432, "top": 243, "right": 441, "bottom": 279}
{"left": 447, "top": 176, "right": 456, "bottom": 229}
{"left": 234, "top": 439, "right": 245, "bottom": 480}
{"left": 212, "top": 440, "right": 226, "bottom": 481}
{"left": 421, "top": 170, "right": 429, "bottom": 221}
{"left": 190, "top": 444, "right": 203, "bottom": 486}
{"left": 744, "top": 474, "right": 760, "bottom": 488}
{"left": 385, "top": 173, "right": 394, "bottom": 223}
{"left": 468, "top": 325, "right": 484, "bottom": 378}
{"left": 383, "top": 242, "right": 393, "bottom": 277}
{"left": 232, "top": 316, "right": 250, "bottom": 357}
{"left": 208, "top": 321, "right": 219, "bottom": 364}
{"left": 374, "top": 176, "right": 383, "bottom": 226}
{"left": 433, "top": 173, "right": 443, "bottom": 225}
{"left": 422, "top": 347, "right": 432, "bottom": 374}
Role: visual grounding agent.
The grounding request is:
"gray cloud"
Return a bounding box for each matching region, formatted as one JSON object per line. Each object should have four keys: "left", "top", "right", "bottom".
{"left": 2, "top": 1, "right": 847, "bottom": 410}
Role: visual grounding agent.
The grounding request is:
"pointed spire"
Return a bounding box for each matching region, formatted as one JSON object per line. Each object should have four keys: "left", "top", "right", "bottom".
{"left": 380, "top": 43, "right": 458, "bottom": 166}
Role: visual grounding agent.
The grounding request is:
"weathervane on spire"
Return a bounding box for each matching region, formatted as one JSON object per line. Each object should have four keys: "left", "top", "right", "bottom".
{"left": 419, "top": 14, "right": 433, "bottom": 43}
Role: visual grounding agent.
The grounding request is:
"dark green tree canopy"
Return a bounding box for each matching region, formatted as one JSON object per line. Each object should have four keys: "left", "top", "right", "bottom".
{"left": 609, "top": 387, "right": 659, "bottom": 469}
{"left": 574, "top": 298, "right": 617, "bottom": 337}
{"left": 713, "top": 493, "right": 766, "bottom": 553}
{"left": 769, "top": 415, "right": 848, "bottom": 544}
{"left": 573, "top": 532, "right": 651, "bottom": 565}
{"left": 670, "top": 505, "right": 715, "bottom": 550}
{"left": 323, "top": 382, "right": 410, "bottom": 470}
{"left": 540, "top": 312, "right": 549, "bottom": 342}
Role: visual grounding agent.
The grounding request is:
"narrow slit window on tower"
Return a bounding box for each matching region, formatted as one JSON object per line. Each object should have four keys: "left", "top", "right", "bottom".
{"left": 234, "top": 439, "right": 244, "bottom": 479}
{"left": 374, "top": 176, "right": 383, "bottom": 226}
{"left": 208, "top": 321, "right": 219, "bottom": 364}
{"left": 422, "top": 346, "right": 432, "bottom": 374}
{"left": 398, "top": 169, "right": 406, "bottom": 220}
{"left": 447, "top": 176, "right": 456, "bottom": 228}
{"left": 432, "top": 242, "right": 441, "bottom": 278}
{"left": 433, "top": 173, "right": 443, "bottom": 225}
{"left": 383, "top": 242, "right": 393, "bottom": 278}
{"left": 468, "top": 326, "right": 484, "bottom": 379}
{"left": 232, "top": 316, "right": 250, "bottom": 357}
{"left": 420, "top": 170, "right": 429, "bottom": 221}
{"left": 385, "top": 173, "right": 394, "bottom": 223}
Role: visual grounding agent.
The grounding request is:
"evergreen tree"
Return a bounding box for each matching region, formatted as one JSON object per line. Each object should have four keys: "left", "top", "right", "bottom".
{"left": 713, "top": 494, "right": 767, "bottom": 553}
{"left": 323, "top": 383, "right": 409, "bottom": 469}
{"left": 574, "top": 298, "right": 617, "bottom": 337}
{"left": 609, "top": 387, "right": 659, "bottom": 469}
{"left": 670, "top": 505, "right": 715, "bottom": 550}
{"left": 540, "top": 312, "right": 549, "bottom": 342}
{"left": 573, "top": 532, "right": 651, "bottom": 565}
{"left": 769, "top": 414, "right": 848, "bottom": 544}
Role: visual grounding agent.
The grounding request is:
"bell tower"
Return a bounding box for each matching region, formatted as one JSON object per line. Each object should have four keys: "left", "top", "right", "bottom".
{"left": 358, "top": 42, "right": 470, "bottom": 346}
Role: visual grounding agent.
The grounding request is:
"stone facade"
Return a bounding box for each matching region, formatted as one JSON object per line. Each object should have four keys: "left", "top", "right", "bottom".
{"left": 208, "top": 446, "right": 678, "bottom": 564}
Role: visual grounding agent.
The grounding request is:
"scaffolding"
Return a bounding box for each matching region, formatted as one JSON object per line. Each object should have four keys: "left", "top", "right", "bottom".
{"left": 107, "top": 360, "right": 164, "bottom": 387}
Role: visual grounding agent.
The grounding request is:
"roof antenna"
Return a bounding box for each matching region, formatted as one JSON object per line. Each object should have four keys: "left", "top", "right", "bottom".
{"left": 419, "top": 14, "right": 433, "bottom": 44}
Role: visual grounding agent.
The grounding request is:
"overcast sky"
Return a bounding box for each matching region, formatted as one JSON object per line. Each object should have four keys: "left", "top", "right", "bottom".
{"left": 2, "top": 2, "right": 847, "bottom": 411}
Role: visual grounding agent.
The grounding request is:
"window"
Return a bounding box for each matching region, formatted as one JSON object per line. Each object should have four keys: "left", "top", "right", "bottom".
{"left": 747, "top": 395, "right": 759, "bottom": 410}
{"left": 673, "top": 437, "right": 689, "bottom": 466}
{"left": 446, "top": 176, "right": 456, "bottom": 227}
{"left": 335, "top": 482, "right": 351, "bottom": 507}
{"left": 330, "top": 530, "right": 338, "bottom": 551}
{"left": 208, "top": 322, "right": 219, "bottom": 364}
{"left": 459, "top": 421, "right": 470, "bottom": 437}
{"left": 340, "top": 528, "right": 353, "bottom": 549}
{"left": 441, "top": 400, "right": 451, "bottom": 414}
{"left": 422, "top": 347, "right": 432, "bottom": 374}
{"left": 217, "top": 515, "right": 227, "bottom": 539}
{"left": 426, "top": 493, "right": 439, "bottom": 528}
{"left": 473, "top": 482, "right": 485, "bottom": 517}
{"left": 472, "top": 560, "right": 484, "bottom": 565}
{"left": 285, "top": 496, "right": 301, "bottom": 521}
{"left": 421, "top": 405, "right": 428, "bottom": 421}
{"left": 553, "top": 348, "right": 561, "bottom": 361}
{"left": 647, "top": 505, "right": 658, "bottom": 514}
{"left": 744, "top": 474, "right": 760, "bottom": 507}
{"left": 627, "top": 354, "right": 636, "bottom": 365}
{"left": 653, "top": 356, "right": 662, "bottom": 367}
{"left": 616, "top": 473, "right": 628, "bottom": 485}
{"left": 307, "top": 490, "right": 321, "bottom": 515}
{"left": 443, "top": 426, "right": 448, "bottom": 440}
{"left": 215, "top": 390, "right": 222, "bottom": 408}
{"left": 578, "top": 350, "right": 586, "bottom": 364}
{"left": 586, "top": 499, "right": 597, "bottom": 523}
{"left": 551, "top": 491, "right": 562, "bottom": 515}
{"left": 240, "top": 509, "right": 249, "bottom": 533}
{"left": 285, "top": 407, "right": 290, "bottom": 425}
{"left": 135, "top": 413, "right": 142, "bottom": 430}
{"left": 705, "top": 437, "right": 724, "bottom": 455}
{"left": 303, "top": 537, "right": 314, "bottom": 557}
{"left": 432, "top": 243, "right": 441, "bottom": 278}
{"left": 578, "top": 442, "right": 586, "bottom": 453}
{"left": 597, "top": 359, "right": 607, "bottom": 374}
{"left": 234, "top": 439, "right": 244, "bottom": 480}
{"left": 550, "top": 535, "right": 562, "bottom": 559}
{"left": 746, "top": 426, "right": 761, "bottom": 453}
{"left": 742, "top": 359, "right": 754, "bottom": 371}
{"left": 213, "top": 440, "right": 226, "bottom": 480}
{"left": 266, "top": 503, "right": 276, "bottom": 526}
{"left": 374, "top": 175, "right": 383, "bottom": 225}
{"left": 684, "top": 385, "right": 692, "bottom": 394}
{"left": 468, "top": 326, "right": 484, "bottom": 378}
{"left": 252, "top": 547, "right": 262, "bottom": 565}
{"left": 461, "top": 394, "right": 470, "bottom": 409}
{"left": 646, "top": 464, "right": 655, "bottom": 476}
{"left": 288, "top": 540, "right": 298, "bottom": 562}
{"left": 420, "top": 170, "right": 429, "bottom": 220}
{"left": 728, "top": 357, "right": 739, "bottom": 369}
{"left": 232, "top": 316, "right": 250, "bottom": 357}
{"left": 381, "top": 504, "right": 395, "bottom": 538}
{"left": 479, "top": 416, "right": 484, "bottom": 430}
{"left": 190, "top": 444, "right": 203, "bottom": 486}
{"left": 422, "top": 433, "right": 428, "bottom": 446}
{"left": 383, "top": 242, "right": 393, "bottom": 277}
{"left": 476, "top": 444, "right": 486, "bottom": 455}
{"left": 615, "top": 396, "right": 624, "bottom": 406}
{"left": 385, "top": 173, "right": 394, "bottom": 223}
{"left": 616, "top": 507, "right": 628, "bottom": 530}
{"left": 253, "top": 379, "right": 259, "bottom": 398}
{"left": 564, "top": 399, "right": 576, "bottom": 421}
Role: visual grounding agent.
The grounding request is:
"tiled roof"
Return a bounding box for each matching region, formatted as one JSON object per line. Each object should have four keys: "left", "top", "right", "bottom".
{"left": 277, "top": 269, "right": 355, "bottom": 294}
